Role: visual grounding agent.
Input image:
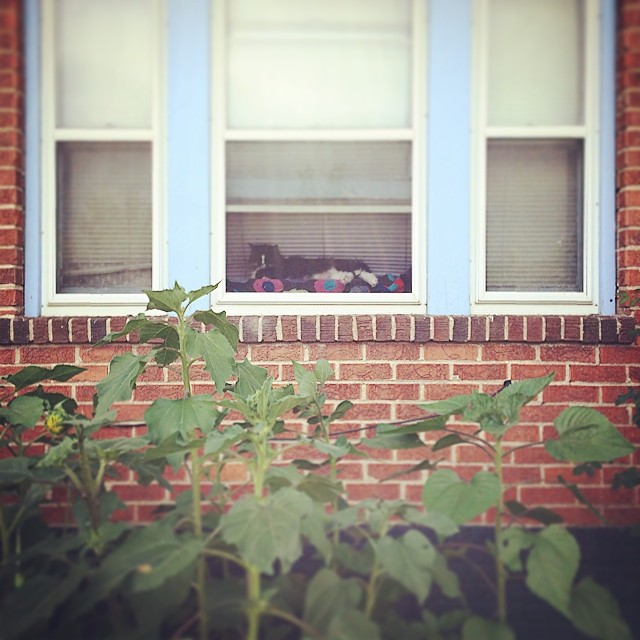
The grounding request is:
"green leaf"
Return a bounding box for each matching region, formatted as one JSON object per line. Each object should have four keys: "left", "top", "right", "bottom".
{"left": 378, "top": 529, "right": 437, "bottom": 602}
{"left": 303, "top": 568, "right": 363, "bottom": 635}
{"left": 462, "top": 393, "right": 506, "bottom": 435}
{"left": 233, "top": 358, "right": 269, "bottom": 397}
{"left": 130, "top": 538, "right": 202, "bottom": 593}
{"left": 185, "top": 327, "right": 236, "bottom": 392}
{"left": 0, "top": 456, "right": 32, "bottom": 484}
{"left": 220, "top": 488, "right": 313, "bottom": 574}
{"left": 187, "top": 283, "right": 217, "bottom": 305}
{"left": 294, "top": 361, "right": 317, "bottom": 397}
{"left": 431, "top": 552, "right": 461, "bottom": 598}
{"left": 432, "top": 433, "right": 466, "bottom": 452}
{"left": 204, "top": 423, "right": 246, "bottom": 456}
{"left": 314, "top": 359, "right": 334, "bottom": 385}
{"left": 526, "top": 525, "right": 580, "bottom": 617}
{"left": 330, "top": 400, "right": 354, "bottom": 421}
{"left": 144, "top": 282, "right": 188, "bottom": 313}
{"left": 74, "top": 524, "right": 183, "bottom": 616}
{"left": 546, "top": 407, "right": 635, "bottom": 462}
{"left": 462, "top": 616, "right": 515, "bottom": 640}
{"left": 327, "top": 609, "right": 381, "bottom": 640}
{"left": 2, "top": 364, "right": 85, "bottom": 391}
{"left": 570, "top": 577, "right": 632, "bottom": 640}
{"left": 422, "top": 469, "right": 500, "bottom": 525}
{"left": 0, "top": 395, "right": 44, "bottom": 427}
{"left": 497, "top": 373, "right": 555, "bottom": 425}
{"left": 363, "top": 422, "right": 427, "bottom": 449}
{"left": 192, "top": 307, "right": 239, "bottom": 350}
{"left": 505, "top": 500, "right": 563, "bottom": 525}
{"left": 404, "top": 508, "right": 459, "bottom": 538}
{"left": 0, "top": 567, "right": 86, "bottom": 639}
{"left": 418, "top": 394, "right": 472, "bottom": 416}
{"left": 499, "top": 527, "right": 535, "bottom": 572}
{"left": 93, "top": 314, "right": 150, "bottom": 345}
{"left": 145, "top": 396, "right": 220, "bottom": 444}
{"left": 378, "top": 459, "right": 440, "bottom": 483}
{"left": 95, "top": 352, "right": 149, "bottom": 414}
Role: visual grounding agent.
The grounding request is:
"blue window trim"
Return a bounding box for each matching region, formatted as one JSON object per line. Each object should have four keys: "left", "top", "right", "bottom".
{"left": 24, "top": 0, "right": 616, "bottom": 317}
{"left": 166, "top": 0, "right": 211, "bottom": 302}
{"left": 426, "top": 0, "right": 471, "bottom": 315}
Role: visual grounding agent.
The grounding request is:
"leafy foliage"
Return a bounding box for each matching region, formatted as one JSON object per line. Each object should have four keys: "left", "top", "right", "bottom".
{"left": 0, "top": 285, "right": 636, "bottom": 640}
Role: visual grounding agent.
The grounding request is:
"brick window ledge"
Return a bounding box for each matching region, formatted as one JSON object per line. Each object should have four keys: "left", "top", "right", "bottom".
{"left": 0, "top": 315, "right": 636, "bottom": 345}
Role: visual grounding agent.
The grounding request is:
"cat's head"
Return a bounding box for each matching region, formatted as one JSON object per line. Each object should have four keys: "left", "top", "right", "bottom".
{"left": 248, "top": 243, "right": 283, "bottom": 275}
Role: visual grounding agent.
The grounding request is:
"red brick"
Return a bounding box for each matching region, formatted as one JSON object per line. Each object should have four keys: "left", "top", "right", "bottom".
{"left": 453, "top": 363, "right": 508, "bottom": 381}
{"left": 261, "top": 316, "right": 277, "bottom": 342}
{"left": 506, "top": 317, "right": 524, "bottom": 341}
{"left": 324, "top": 382, "right": 363, "bottom": 400}
{"left": 374, "top": 315, "right": 392, "bottom": 341}
{"left": 339, "top": 363, "right": 393, "bottom": 380}
{"left": 366, "top": 343, "right": 420, "bottom": 360}
{"left": 394, "top": 315, "right": 412, "bottom": 341}
{"left": 543, "top": 384, "right": 599, "bottom": 404}
{"left": 422, "top": 383, "right": 475, "bottom": 401}
{"left": 424, "top": 343, "right": 478, "bottom": 361}
{"left": 396, "top": 363, "right": 448, "bottom": 380}
{"left": 481, "top": 344, "right": 536, "bottom": 361}
{"left": 600, "top": 345, "right": 640, "bottom": 363}
{"left": 251, "top": 344, "right": 304, "bottom": 361}
{"left": 337, "top": 315, "right": 353, "bottom": 342}
{"left": 19, "top": 346, "right": 75, "bottom": 364}
{"left": 540, "top": 345, "right": 596, "bottom": 363}
{"left": 570, "top": 365, "right": 628, "bottom": 383}
{"left": 511, "top": 364, "right": 564, "bottom": 381}
{"left": 319, "top": 315, "right": 336, "bottom": 341}
{"left": 308, "top": 343, "right": 362, "bottom": 361}
{"left": 279, "top": 316, "right": 298, "bottom": 341}
{"left": 432, "top": 317, "right": 450, "bottom": 341}
{"left": 344, "top": 483, "right": 400, "bottom": 501}
{"left": 355, "top": 316, "right": 374, "bottom": 341}
{"left": 366, "top": 383, "right": 420, "bottom": 401}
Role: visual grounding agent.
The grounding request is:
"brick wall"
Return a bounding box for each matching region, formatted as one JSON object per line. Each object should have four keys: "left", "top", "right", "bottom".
{"left": 1, "top": 314, "right": 639, "bottom": 526}
{"left": 618, "top": 0, "right": 640, "bottom": 323}
{"left": 0, "top": 0, "right": 23, "bottom": 316}
{"left": 0, "top": 0, "right": 638, "bottom": 528}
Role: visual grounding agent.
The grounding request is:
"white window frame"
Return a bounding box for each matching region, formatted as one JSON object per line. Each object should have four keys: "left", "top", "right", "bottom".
{"left": 210, "top": 0, "right": 428, "bottom": 316}
{"left": 40, "top": 0, "right": 166, "bottom": 316}
{"left": 470, "top": 0, "right": 600, "bottom": 315}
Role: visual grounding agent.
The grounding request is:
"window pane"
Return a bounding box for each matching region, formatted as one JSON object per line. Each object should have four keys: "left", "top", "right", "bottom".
{"left": 486, "top": 140, "right": 583, "bottom": 292}
{"left": 488, "top": 0, "right": 584, "bottom": 126}
{"left": 56, "top": 142, "right": 152, "bottom": 293}
{"left": 226, "top": 142, "right": 412, "bottom": 292}
{"left": 226, "top": 0, "right": 412, "bottom": 129}
{"left": 55, "top": 0, "right": 153, "bottom": 128}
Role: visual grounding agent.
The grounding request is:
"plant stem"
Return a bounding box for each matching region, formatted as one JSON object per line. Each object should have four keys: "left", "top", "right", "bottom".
{"left": 246, "top": 564, "right": 262, "bottom": 640}
{"left": 77, "top": 432, "right": 101, "bottom": 537}
{"left": 494, "top": 437, "right": 507, "bottom": 625}
{"left": 191, "top": 449, "right": 209, "bottom": 640}
{"left": 0, "top": 503, "right": 10, "bottom": 565}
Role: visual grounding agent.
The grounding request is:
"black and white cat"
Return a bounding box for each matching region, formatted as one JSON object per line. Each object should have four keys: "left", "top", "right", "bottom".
{"left": 248, "top": 243, "right": 378, "bottom": 287}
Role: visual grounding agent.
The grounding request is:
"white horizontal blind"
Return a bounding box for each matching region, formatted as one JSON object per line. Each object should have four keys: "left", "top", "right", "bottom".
{"left": 57, "top": 143, "right": 152, "bottom": 293}
{"left": 486, "top": 140, "right": 582, "bottom": 291}
{"left": 483, "top": 0, "right": 588, "bottom": 295}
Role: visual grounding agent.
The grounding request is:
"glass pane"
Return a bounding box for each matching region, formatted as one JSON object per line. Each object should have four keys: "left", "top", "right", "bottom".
{"left": 226, "top": 0, "right": 412, "bottom": 129}
{"left": 486, "top": 140, "right": 583, "bottom": 292}
{"left": 488, "top": 0, "right": 584, "bottom": 126}
{"left": 56, "top": 142, "right": 152, "bottom": 293}
{"left": 226, "top": 141, "right": 412, "bottom": 293}
{"left": 55, "top": 0, "right": 153, "bottom": 128}
{"left": 227, "top": 141, "right": 411, "bottom": 205}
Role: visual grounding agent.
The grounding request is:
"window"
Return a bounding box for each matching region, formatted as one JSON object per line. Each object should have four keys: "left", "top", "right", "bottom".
{"left": 27, "top": 0, "right": 613, "bottom": 317}
{"left": 212, "top": 0, "right": 427, "bottom": 313}
{"left": 40, "top": 0, "right": 163, "bottom": 314}
{"left": 471, "top": 0, "right": 601, "bottom": 313}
